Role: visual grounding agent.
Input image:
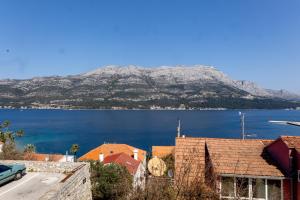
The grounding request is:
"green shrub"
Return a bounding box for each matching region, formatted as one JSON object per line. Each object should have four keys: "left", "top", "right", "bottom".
{"left": 90, "top": 161, "right": 133, "bottom": 200}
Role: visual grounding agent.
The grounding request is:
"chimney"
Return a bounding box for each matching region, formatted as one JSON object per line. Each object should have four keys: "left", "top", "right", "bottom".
{"left": 133, "top": 149, "right": 138, "bottom": 160}
{"left": 99, "top": 153, "right": 104, "bottom": 162}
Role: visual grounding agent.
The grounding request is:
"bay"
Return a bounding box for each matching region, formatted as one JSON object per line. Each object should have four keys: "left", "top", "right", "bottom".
{"left": 0, "top": 109, "right": 300, "bottom": 156}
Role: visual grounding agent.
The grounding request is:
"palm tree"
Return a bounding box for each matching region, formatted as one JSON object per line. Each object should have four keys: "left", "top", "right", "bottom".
{"left": 24, "top": 144, "right": 36, "bottom": 160}
{"left": 70, "top": 144, "right": 80, "bottom": 162}
{"left": 24, "top": 144, "right": 36, "bottom": 153}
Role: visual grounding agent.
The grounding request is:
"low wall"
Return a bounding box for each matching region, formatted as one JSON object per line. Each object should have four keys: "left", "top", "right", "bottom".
{"left": 0, "top": 160, "right": 83, "bottom": 173}
{"left": 0, "top": 160, "right": 92, "bottom": 200}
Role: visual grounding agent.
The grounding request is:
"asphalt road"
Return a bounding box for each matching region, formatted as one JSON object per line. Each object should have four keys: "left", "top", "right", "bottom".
{"left": 0, "top": 172, "right": 65, "bottom": 200}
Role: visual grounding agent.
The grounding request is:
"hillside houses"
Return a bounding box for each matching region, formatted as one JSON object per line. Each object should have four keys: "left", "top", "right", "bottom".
{"left": 79, "top": 143, "right": 147, "bottom": 188}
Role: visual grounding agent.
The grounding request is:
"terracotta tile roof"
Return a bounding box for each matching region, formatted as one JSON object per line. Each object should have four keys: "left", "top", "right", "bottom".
{"left": 79, "top": 144, "right": 146, "bottom": 162}
{"left": 103, "top": 152, "right": 141, "bottom": 175}
{"left": 152, "top": 146, "right": 175, "bottom": 158}
{"left": 280, "top": 136, "right": 300, "bottom": 149}
{"left": 205, "top": 138, "right": 284, "bottom": 177}
{"left": 175, "top": 137, "right": 284, "bottom": 179}
{"left": 24, "top": 153, "right": 64, "bottom": 162}
{"left": 175, "top": 137, "right": 206, "bottom": 181}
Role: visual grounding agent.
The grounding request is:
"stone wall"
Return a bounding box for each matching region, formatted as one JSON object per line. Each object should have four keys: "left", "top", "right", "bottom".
{"left": 0, "top": 160, "right": 92, "bottom": 200}
{"left": 0, "top": 160, "right": 83, "bottom": 173}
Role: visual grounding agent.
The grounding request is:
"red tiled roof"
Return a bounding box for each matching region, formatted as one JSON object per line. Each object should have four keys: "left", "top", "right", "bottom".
{"left": 280, "top": 136, "right": 300, "bottom": 149}
{"left": 79, "top": 144, "right": 146, "bottom": 162}
{"left": 205, "top": 138, "right": 283, "bottom": 177}
{"left": 152, "top": 146, "right": 175, "bottom": 158}
{"left": 24, "top": 153, "right": 64, "bottom": 162}
{"left": 175, "top": 137, "right": 206, "bottom": 181}
{"left": 103, "top": 152, "right": 141, "bottom": 174}
{"left": 175, "top": 137, "right": 284, "bottom": 179}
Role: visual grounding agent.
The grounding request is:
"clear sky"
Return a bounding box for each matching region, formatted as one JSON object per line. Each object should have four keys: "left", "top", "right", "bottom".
{"left": 0, "top": 0, "right": 299, "bottom": 93}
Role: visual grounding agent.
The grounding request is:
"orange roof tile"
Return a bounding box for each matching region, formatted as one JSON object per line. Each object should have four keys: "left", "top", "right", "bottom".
{"left": 280, "top": 136, "right": 300, "bottom": 149}
{"left": 103, "top": 152, "right": 141, "bottom": 174}
{"left": 175, "top": 137, "right": 206, "bottom": 181}
{"left": 152, "top": 146, "right": 175, "bottom": 158}
{"left": 79, "top": 144, "right": 146, "bottom": 162}
{"left": 205, "top": 138, "right": 283, "bottom": 177}
{"left": 24, "top": 153, "right": 64, "bottom": 162}
{"left": 175, "top": 137, "right": 284, "bottom": 179}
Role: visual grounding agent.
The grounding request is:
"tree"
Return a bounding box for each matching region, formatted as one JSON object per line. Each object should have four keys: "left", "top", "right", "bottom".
{"left": 24, "top": 144, "right": 36, "bottom": 153}
{"left": 0, "top": 120, "right": 24, "bottom": 144}
{"left": 23, "top": 144, "right": 36, "bottom": 160}
{"left": 90, "top": 161, "right": 133, "bottom": 200}
{"left": 0, "top": 120, "right": 24, "bottom": 160}
{"left": 70, "top": 144, "right": 80, "bottom": 161}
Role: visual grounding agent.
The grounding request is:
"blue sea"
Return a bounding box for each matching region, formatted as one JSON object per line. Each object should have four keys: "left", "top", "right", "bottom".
{"left": 0, "top": 109, "right": 300, "bottom": 156}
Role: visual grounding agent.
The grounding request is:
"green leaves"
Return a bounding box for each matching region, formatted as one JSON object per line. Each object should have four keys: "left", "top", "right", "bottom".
{"left": 16, "top": 130, "right": 24, "bottom": 137}
{"left": 90, "top": 161, "right": 132, "bottom": 200}
{"left": 70, "top": 144, "right": 80, "bottom": 154}
{"left": 0, "top": 120, "right": 11, "bottom": 129}
{"left": 0, "top": 120, "right": 24, "bottom": 144}
{"left": 24, "top": 144, "right": 36, "bottom": 153}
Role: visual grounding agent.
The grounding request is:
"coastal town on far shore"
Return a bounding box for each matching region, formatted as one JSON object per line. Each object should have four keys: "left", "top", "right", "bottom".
{"left": 1, "top": 104, "right": 300, "bottom": 111}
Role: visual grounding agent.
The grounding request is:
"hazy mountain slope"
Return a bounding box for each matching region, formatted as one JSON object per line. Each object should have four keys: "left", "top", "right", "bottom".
{"left": 0, "top": 65, "right": 299, "bottom": 109}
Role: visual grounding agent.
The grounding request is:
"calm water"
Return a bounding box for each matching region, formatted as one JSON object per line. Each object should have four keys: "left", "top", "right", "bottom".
{"left": 0, "top": 109, "right": 300, "bottom": 156}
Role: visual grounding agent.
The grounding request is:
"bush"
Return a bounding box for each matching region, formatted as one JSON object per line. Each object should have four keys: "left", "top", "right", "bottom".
{"left": 0, "top": 120, "right": 24, "bottom": 160}
{"left": 90, "top": 161, "right": 133, "bottom": 200}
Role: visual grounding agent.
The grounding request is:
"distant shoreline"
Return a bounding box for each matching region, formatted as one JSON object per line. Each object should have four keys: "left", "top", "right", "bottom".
{"left": 0, "top": 108, "right": 298, "bottom": 111}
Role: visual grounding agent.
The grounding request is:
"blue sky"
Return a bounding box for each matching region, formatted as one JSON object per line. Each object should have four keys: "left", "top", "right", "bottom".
{"left": 0, "top": 0, "right": 299, "bottom": 92}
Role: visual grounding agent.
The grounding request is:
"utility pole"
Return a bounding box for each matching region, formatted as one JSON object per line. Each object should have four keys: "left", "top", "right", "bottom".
{"left": 177, "top": 119, "right": 181, "bottom": 137}
{"left": 239, "top": 112, "right": 245, "bottom": 140}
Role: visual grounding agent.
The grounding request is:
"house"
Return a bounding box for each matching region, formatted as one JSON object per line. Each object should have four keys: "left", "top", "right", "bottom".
{"left": 266, "top": 136, "right": 300, "bottom": 199}
{"left": 152, "top": 146, "right": 175, "bottom": 158}
{"left": 175, "top": 136, "right": 300, "bottom": 200}
{"left": 24, "top": 153, "right": 74, "bottom": 162}
{"left": 79, "top": 143, "right": 147, "bottom": 188}
{"left": 103, "top": 152, "right": 145, "bottom": 188}
{"left": 79, "top": 143, "right": 147, "bottom": 165}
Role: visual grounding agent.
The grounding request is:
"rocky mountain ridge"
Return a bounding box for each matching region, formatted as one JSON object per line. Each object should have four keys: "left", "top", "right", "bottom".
{"left": 0, "top": 65, "right": 299, "bottom": 109}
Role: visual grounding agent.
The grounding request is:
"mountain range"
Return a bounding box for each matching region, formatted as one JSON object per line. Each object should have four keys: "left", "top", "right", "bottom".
{"left": 0, "top": 65, "right": 299, "bottom": 109}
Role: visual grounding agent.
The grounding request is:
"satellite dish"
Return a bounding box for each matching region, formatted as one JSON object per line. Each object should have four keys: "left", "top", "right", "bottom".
{"left": 167, "top": 169, "right": 174, "bottom": 178}
{"left": 148, "top": 157, "right": 167, "bottom": 177}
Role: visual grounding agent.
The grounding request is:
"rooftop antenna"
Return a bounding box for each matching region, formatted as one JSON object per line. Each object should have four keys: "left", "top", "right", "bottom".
{"left": 177, "top": 119, "right": 181, "bottom": 137}
{"left": 239, "top": 112, "right": 257, "bottom": 140}
{"left": 239, "top": 112, "right": 245, "bottom": 140}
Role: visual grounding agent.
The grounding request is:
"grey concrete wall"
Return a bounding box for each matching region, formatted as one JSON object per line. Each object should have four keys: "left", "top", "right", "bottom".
{"left": 0, "top": 160, "right": 92, "bottom": 200}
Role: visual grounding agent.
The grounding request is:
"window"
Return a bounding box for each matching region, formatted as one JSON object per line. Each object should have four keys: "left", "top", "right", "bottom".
{"left": 267, "top": 180, "right": 281, "bottom": 200}
{"left": 252, "top": 178, "right": 266, "bottom": 198}
{"left": 220, "top": 176, "right": 282, "bottom": 200}
{"left": 236, "top": 177, "right": 249, "bottom": 198}
{"left": 221, "top": 177, "right": 234, "bottom": 197}
{"left": 0, "top": 165, "right": 10, "bottom": 173}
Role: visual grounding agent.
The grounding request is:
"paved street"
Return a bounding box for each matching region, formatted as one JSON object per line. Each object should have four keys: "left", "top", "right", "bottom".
{"left": 0, "top": 172, "right": 65, "bottom": 200}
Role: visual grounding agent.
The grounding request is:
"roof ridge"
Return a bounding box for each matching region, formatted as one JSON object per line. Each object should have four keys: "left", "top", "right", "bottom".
{"left": 177, "top": 136, "right": 273, "bottom": 141}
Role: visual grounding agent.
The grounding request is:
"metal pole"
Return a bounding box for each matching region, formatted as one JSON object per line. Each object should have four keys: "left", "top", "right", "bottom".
{"left": 177, "top": 119, "right": 181, "bottom": 137}
{"left": 241, "top": 113, "right": 245, "bottom": 140}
